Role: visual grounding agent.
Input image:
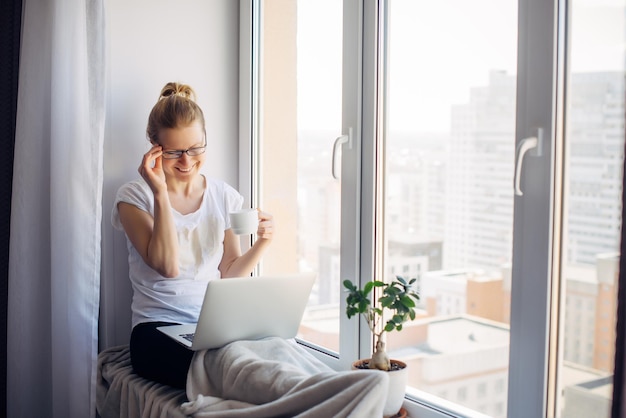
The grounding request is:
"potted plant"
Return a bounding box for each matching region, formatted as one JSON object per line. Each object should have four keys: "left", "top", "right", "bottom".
{"left": 343, "top": 276, "right": 420, "bottom": 417}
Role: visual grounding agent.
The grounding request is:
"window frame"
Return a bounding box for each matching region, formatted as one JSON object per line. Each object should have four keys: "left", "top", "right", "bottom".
{"left": 240, "top": 0, "right": 571, "bottom": 416}
{"left": 508, "top": 0, "right": 563, "bottom": 416}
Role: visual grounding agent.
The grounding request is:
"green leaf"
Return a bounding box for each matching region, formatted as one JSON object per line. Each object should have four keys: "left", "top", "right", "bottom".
{"left": 343, "top": 280, "right": 356, "bottom": 291}
{"left": 385, "top": 286, "right": 399, "bottom": 296}
{"left": 392, "top": 314, "right": 404, "bottom": 324}
{"left": 358, "top": 300, "right": 369, "bottom": 312}
{"left": 401, "top": 295, "right": 416, "bottom": 308}
{"left": 378, "top": 296, "right": 393, "bottom": 308}
{"left": 345, "top": 275, "right": 421, "bottom": 334}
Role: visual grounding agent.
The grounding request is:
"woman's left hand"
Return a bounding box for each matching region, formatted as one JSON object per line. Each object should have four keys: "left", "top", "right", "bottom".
{"left": 256, "top": 210, "right": 274, "bottom": 241}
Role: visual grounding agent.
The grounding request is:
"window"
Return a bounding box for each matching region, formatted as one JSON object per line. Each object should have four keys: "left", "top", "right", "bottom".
{"left": 384, "top": 1, "right": 516, "bottom": 416}
{"left": 253, "top": 0, "right": 358, "bottom": 369}
{"left": 558, "top": 1, "right": 624, "bottom": 416}
{"left": 250, "top": 0, "right": 625, "bottom": 416}
{"left": 458, "top": 386, "right": 467, "bottom": 401}
{"left": 477, "top": 383, "right": 487, "bottom": 398}
{"left": 495, "top": 378, "right": 505, "bottom": 394}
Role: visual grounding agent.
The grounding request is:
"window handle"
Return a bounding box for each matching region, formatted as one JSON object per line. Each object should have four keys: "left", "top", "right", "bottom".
{"left": 514, "top": 128, "right": 543, "bottom": 196}
{"left": 332, "top": 127, "right": 353, "bottom": 179}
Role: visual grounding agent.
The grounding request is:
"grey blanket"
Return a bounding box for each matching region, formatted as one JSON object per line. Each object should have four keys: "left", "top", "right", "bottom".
{"left": 182, "top": 337, "right": 389, "bottom": 417}
{"left": 97, "top": 345, "right": 188, "bottom": 418}
{"left": 97, "top": 339, "right": 389, "bottom": 417}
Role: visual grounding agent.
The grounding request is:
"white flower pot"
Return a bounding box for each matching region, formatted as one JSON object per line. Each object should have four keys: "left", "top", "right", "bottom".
{"left": 352, "top": 359, "right": 408, "bottom": 417}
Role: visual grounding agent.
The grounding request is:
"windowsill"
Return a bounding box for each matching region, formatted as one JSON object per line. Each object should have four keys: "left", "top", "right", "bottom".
{"left": 403, "top": 388, "right": 492, "bottom": 418}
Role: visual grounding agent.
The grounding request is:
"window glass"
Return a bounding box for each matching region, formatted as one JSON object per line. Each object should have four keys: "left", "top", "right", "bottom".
{"left": 259, "top": 0, "right": 343, "bottom": 354}
{"left": 559, "top": 1, "right": 625, "bottom": 416}
{"left": 254, "top": 1, "right": 625, "bottom": 416}
{"left": 383, "top": 1, "right": 518, "bottom": 416}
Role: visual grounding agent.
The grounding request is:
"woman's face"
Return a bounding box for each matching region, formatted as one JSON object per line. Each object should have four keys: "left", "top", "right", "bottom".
{"left": 157, "top": 122, "right": 206, "bottom": 180}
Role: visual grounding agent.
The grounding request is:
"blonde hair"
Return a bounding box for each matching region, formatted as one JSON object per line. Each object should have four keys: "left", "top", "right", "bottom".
{"left": 146, "top": 82, "right": 206, "bottom": 144}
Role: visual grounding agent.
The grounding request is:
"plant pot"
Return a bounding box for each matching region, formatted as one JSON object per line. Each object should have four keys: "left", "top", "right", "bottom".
{"left": 352, "top": 358, "right": 408, "bottom": 417}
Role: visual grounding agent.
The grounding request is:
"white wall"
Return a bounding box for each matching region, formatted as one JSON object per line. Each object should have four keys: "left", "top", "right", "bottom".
{"left": 99, "top": 0, "right": 240, "bottom": 349}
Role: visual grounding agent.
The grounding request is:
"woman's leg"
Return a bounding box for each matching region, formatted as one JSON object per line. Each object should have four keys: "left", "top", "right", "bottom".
{"left": 130, "top": 321, "right": 194, "bottom": 389}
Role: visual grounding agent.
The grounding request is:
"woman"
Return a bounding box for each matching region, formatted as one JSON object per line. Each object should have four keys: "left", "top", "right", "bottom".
{"left": 111, "top": 82, "right": 274, "bottom": 389}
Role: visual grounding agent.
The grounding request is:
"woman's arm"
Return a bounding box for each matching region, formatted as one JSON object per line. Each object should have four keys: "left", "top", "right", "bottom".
{"left": 118, "top": 192, "right": 180, "bottom": 278}
{"left": 219, "top": 210, "right": 274, "bottom": 278}
{"left": 118, "top": 145, "right": 180, "bottom": 278}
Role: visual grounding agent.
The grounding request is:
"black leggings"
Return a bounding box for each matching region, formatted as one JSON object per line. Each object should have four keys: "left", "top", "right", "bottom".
{"left": 130, "top": 321, "right": 194, "bottom": 389}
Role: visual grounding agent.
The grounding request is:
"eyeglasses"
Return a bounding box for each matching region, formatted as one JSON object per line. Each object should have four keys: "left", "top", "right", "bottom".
{"left": 161, "top": 143, "right": 207, "bottom": 159}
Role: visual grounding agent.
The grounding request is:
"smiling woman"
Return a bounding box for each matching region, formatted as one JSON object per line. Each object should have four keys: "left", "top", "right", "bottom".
{"left": 100, "top": 0, "right": 242, "bottom": 357}
{"left": 112, "top": 81, "right": 274, "bottom": 388}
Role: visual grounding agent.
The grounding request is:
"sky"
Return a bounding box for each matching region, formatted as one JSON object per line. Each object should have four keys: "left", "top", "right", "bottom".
{"left": 296, "top": 0, "right": 626, "bottom": 133}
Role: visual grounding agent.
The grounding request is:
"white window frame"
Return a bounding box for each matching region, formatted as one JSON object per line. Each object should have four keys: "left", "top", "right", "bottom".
{"left": 240, "top": 0, "right": 567, "bottom": 416}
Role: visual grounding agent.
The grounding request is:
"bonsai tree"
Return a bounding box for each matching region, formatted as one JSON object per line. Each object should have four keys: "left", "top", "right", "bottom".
{"left": 343, "top": 276, "right": 420, "bottom": 371}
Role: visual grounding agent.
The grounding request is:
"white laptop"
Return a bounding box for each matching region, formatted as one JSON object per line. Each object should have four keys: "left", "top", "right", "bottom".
{"left": 157, "top": 274, "right": 316, "bottom": 351}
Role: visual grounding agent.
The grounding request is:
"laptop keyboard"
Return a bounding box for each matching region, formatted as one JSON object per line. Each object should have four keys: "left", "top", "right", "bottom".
{"left": 181, "top": 333, "right": 195, "bottom": 343}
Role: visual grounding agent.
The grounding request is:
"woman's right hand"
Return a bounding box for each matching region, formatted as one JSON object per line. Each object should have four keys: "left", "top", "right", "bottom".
{"left": 139, "top": 144, "right": 167, "bottom": 194}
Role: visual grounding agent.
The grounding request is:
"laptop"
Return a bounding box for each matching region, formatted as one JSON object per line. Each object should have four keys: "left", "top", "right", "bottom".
{"left": 157, "top": 274, "right": 316, "bottom": 351}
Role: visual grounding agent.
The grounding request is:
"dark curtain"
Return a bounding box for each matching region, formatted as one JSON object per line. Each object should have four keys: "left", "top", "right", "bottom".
{"left": 0, "top": 0, "right": 21, "bottom": 415}
{"left": 613, "top": 104, "right": 626, "bottom": 416}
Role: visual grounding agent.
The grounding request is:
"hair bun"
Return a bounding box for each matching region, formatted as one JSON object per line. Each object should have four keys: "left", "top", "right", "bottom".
{"left": 159, "top": 82, "right": 196, "bottom": 102}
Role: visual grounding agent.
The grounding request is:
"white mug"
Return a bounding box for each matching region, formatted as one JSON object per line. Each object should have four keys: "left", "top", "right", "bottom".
{"left": 229, "top": 209, "right": 258, "bottom": 235}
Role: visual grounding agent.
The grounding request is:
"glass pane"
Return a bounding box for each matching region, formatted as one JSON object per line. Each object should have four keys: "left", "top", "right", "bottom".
{"left": 383, "top": 1, "right": 518, "bottom": 416}
{"left": 558, "top": 1, "right": 625, "bottom": 416}
{"left": 259, "top": 0, "right": 343, "bottom": 353}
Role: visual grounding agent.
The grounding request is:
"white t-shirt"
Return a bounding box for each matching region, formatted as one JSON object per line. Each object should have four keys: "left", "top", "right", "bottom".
{"left": 111, "top": 176, "right": 244, "bottom": 328}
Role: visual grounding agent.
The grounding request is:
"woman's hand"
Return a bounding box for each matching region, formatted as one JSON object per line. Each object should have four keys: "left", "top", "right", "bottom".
{"left": 256, "top": 210, "right": 274, "bottom": 241}
{"left": 139, "top": 144, "right": 167, "bottom": 194}
{"left": 219, "top": 209, "right": 274, "bottom": 278}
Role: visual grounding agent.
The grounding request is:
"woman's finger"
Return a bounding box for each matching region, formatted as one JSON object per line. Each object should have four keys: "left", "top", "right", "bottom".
{"left": 256, "top": 210, "right": 273, "bottom": 222}
{"left": 256, "top": 211, "right": 274, "bottom": 240}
